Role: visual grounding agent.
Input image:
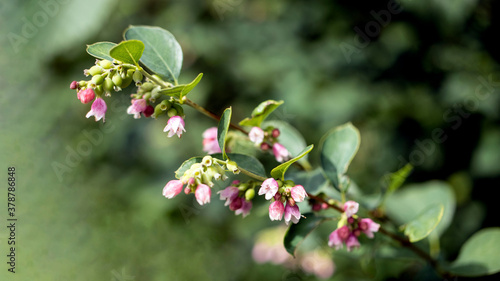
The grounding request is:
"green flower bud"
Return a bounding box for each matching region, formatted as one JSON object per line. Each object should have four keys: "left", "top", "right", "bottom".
{"left": 88, "top": 65, "right": 103, "bottom": 76}
{"left": 78, "top": 80, "right": 87, "bottom": 87}
{"left": 153, "top": 104, "right": 165, "bottom": 118}
{"left": 94, "top": 85, "right": 103, "bottom": 96}
{"left": 172, "top": 103, "right": 184, "bottom": 117}
{"left": 151, "top": 86, "right": 162, "bottom": 99}
{"left": 226, "top": 160, "right": 239, "bottom": 174}
{"left": 126, "top": 68, "right": 135, "bottom": 78}
{"left": 284, "top": 180, "right": 295, "bottom": 187}
{"left": 245, "top": 189, "right": 255, "bottom": 201}
{"left": 133, "top": 70, "right": 143, "bottom": 84}
{"left": 91, "top": 74, "right": 104, "bottom": 85}
{"left": 276, "top": 180, "right": 284, "bottom": 188}
{"left": 142, "top": 92, "right": 151, "bottom": 101}
{"left": 103, "top": 77, "right": 114, "bottom": 93}
{"left": 167, "top": 108, "right": 178, "bottom": 117}
{"left": 160, "top": 100, "right": 171, "bottom": 111}
{"left": 140, "top": 82, "right": 155, "bottom": 92}
{"left": 121, "top": 76, "right": 133, "bottom": 88}
{"left": 112, "top": 73, "right": 122, "bottom": 87}
{"left": 99, "top": 60, "right": 113, "bottom": 69}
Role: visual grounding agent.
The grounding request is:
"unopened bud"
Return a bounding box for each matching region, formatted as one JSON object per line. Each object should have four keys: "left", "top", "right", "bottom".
{"left": 172, "top": 104, "right": 184, "bottom": 117}
{"left": 160, "top": 100, "right": 171, "bottom": 111}
{"left": 226, "top": 160, "right": 239, "bottom": 174}
{"left": 99, "top": 60, "right": 113, "bottom": 69}
{"left": 141, "top": 82, "right": 155, "bottom": 92}
{"left": 260, "top": 142, "right": 270, "bottom": 151}
{"left": 167, "top": 108, "right": 178, "bottom": 118}
{"left": 103, "top": 77, "right": 114, "bottom": 93}
{"left": 91, "top": 74, "right": 104, "bottom": 85}
{"left": 112, "top": 73, "right": 122, "bottom": 87}
{"left": 272, "top": 128, "right": 280, "bottom": 138}
{"left": 88, "top": 65, "right": 103, "bottom": 76}
{"left": 133, "top": 70, "right": 143, "bottom": 84}
{"left": 153, "top": 104, "right": 165, "bottom": 118}
{"left": 245, "top": 188, "right": 255, "bottom": 201}
{"left": 70, "top": 81, "right": 78, "bottom": 89}
{"left": 151, "top": 86, "right": 162, "bottom": 99}
{"left": 143, "top": 105, "right": 154, "bottom": 118}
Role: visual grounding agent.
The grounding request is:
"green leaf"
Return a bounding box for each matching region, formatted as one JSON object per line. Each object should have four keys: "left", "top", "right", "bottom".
{"left": 86, "top": 42, "right": 116, "bottom": 61}
{"left": 239, "top": 100, "right": 284, "bottom": 127}
{"left": 271, "top": 145, "right": 314, "bottom": 180}
{"left": 124, "top": 25, "right": 183, "bottom": 84}
{"left": 109, "top": 40, "right": 145, "bottom": 66}
{"left": 175, "top": 156, "right": 203, "bottom": 179}
{"left": 385, "top": 181, "right": 455, "bottom": 237}
{"left": 217, "top": 108, "right": 232, "bottom": 160}
{"left": 447, "top": 227, "right": 500, "bottom": 277}
{"left": 384, "top": 163, "right": 413, "bottom": 193}
{"left": 262, "top": 120, "right": 307, "bottom": 160}
{"left": 402, "top": 204, "right": 444, "bottom": 242}
{"left": 320, "top": 122, "right": 360, "bottom": 191}
{"left": 159, "top": 73, "right": 203, "bottom": 98}
{"left": 284, "top": 213, "right": 325, "bottom": 257}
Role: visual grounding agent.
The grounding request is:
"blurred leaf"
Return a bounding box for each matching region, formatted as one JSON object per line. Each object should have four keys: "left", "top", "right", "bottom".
{"left": 288, "top": 168, "right": 328, "bottom": 194}
{"left": 385, "top": 181, "right": 456, "bottom": 237}
{"left": 159, "top": 73, "right": 203, "bottom": 98}
{"left": 447, "top": 228, "right": 500, "bottom": 277}
{"left": 284, "top": 212, "right": 325, "bottom": 257}
{"left": 262, "top": 120, "right": 308, "bottom": 162}
{"left": 402, "top": 204, "right": 444, "bottom": 243}
{"left": 124, "top": 25, "right": 183, "bottom": 84}
{"left": 86, "top": 42, "right": 116, "bottom": 61}
{"left": 217, "top": 108, "right": 232, "bottom": 160}
{"left": 175, "top": 156, "right": 203, "bottom": 179}
{"left": 109, "top": 40, "right": 144, "bottom": 66}
{"left": 320, "top": 122, "right": 360, "bottom": 191}
{"left": 239, "top": 100, "right": 284, "bottom": 127}
{"left": 384, "top": 163, "right": 413, "bottom": 193}
{"left": 271, "top": 145, "right": 314, "bottom": 180}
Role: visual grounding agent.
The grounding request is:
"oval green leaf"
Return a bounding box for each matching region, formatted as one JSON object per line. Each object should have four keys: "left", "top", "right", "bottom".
{"left": 124, "top": 25, "right": 183, "bottom": 84}
{"left": 159, "top": 73, "right": 203, "bottom": 98}
{"left": 86, "top": 42, "right": 116, "bottom": 61}
{"left": 284, "top": 212, "right": 325, "bottom": 257}
{"left": 239, "top": 100, "right": 284, "bottom": 127}
{"left": 320, "top": 122, "right": 360, "bottom": 191}
{"left": 109, "top": 40, "right": 144, "bottom": 66}
{"left": 402, "top": 204, "right": 444, "bottom": 243}
{"left": 217, "top": 108, "right": 232, "bottom": 160}
{"left": 446, "top": 227, "right": 500, "bottom": 277}
{"left": 385, "top": 181, "right": 455, "bottom": 237}
{"left": 271, "top": 144, "right": 314, "bottom": 180}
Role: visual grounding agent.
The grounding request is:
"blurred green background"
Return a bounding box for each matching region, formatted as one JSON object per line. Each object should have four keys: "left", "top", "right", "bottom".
{"left": 1, "top": 0, "right": 499, "bottom": 280}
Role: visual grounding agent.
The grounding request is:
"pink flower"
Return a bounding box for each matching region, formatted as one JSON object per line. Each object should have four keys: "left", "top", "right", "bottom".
{"left": 218, "top": 186, "right": 240, "bottom": 206}
{"left": 258, "top": 178, "right": 279, "bottom": 200}
{"left": 284, "top": 202, "right": 301, "bottom": 225}
{"left": 359, "top": 218, "right": 380, "bottom": 238}
{"left": 86, "top": 98, "right": 107, "bottom": 122}
{"left": 272, "top": 143, "right": 290, "bottom": 162}
{"left": 290, "top": 185, "right": 307, "bottom": 202}
{"left": 77, "top": 88, "right": 95, "bottom": 104}
{"left": 163, "top": 116, "right": 186, "bottom": 138}
{"left": 143, "top": 105, "right": 154, "bottom": 118}
{"left": 343, "top": 200, "right": 359, "bottom": 218}
{"left": 337, "top": 225, "right": 350, "bottom": 241}
{"left": 328, "top": 229, "right": 343, "bottom": 250}
{"left": 202, "top": 127, "right": 221, "bottom": 154}
{"left": 162, "top": 180, "right": 183, "bottom": 199}
{"left": 195, "top": 184, "right": 211, "bottom": 205}
{"left": 346, "top": 235, "right": 360, "bottom": 252}
{"left": 269, "top": 201, "right": 285, "bottom": 221}
{"left": 235, "top": 200, "right": 252, "bottom": 217}
{"left": 249, "top": 127, "right": 265, "bottom": 145}
{"left": 127, "top": 99, "right": 148, "bottom": 119}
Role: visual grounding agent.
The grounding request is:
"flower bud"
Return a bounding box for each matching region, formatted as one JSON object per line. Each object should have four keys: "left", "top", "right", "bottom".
{"left": 226, "top": 161, "right": 239, "bottom": 174}
{"left": 167, "top": 108, "right": 178, "bottom": 117}
{"left": 99, "top": 60, "right": 114, "bottom": 69}
{"left": 91, "top": 74, "right": 104, "bottom": 85}
{"left": 88, "top": 65, "right": 103, "bottom": 76}
{"left": 160, "top": 100, "right": 171, "bottom": 111}
{"left": 172, "top": 103, "right": 184, "bottom": 117}
{"left": 69, "top": 81, "right": 78, "bottom": 89}
{"left": 140, "top": 82, "right": 155, "bottom": 92}
{"left": 103, "top": 77, "right": 114, "bottom": 93}
{"left": 112, "top": 73, "right": 122, "bottom": 87}
{"left": 151, "top": 86, "right": 162, "bottom": 99}
{"left": 77, "top": 88, "right": 95, "bottom": 104}
{"left": 143, "top": 105, "right": 154, "bottom": 118}
{"left": 272, "top": 128, "right": 280, "bottom": 138}
{"left": 153, "top": 104, "right": 165, "bottom": 118}
{"left": 245, "top": 188, "right": 255, "bottom": 201}
{"left": 260, "top": 142, "right": 270, "bottom": 151}
{"left": 133, "top": 70, "right": 143, "bottom": 83}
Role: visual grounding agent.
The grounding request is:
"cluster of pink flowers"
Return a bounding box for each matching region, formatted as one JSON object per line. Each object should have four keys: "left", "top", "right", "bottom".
{"left": 72, "top": 87, "right": 108, "bottom": 122}
{"left": 162, "top": 179, "right": 211, "bottom": 205}
{"left": 328, "top": 201, "right": 380, "bottom": 251}
{"left": 218, "top": 180, "right": 253, "bottom": 217}
{"left": 258, "top": 178, "right": 307, "bottom": 225}
{"left": 248, "top": 127, "right": 290, "bottom": 163}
